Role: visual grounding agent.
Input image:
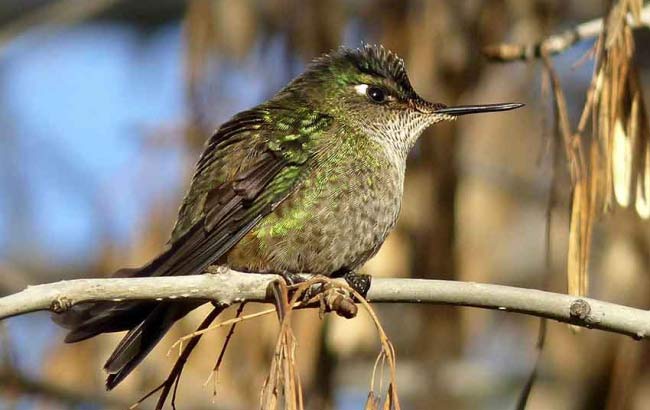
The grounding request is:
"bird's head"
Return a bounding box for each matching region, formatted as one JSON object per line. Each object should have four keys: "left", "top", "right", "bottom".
{"left": 288, "top": 44, "right": 522, "bottom": 156}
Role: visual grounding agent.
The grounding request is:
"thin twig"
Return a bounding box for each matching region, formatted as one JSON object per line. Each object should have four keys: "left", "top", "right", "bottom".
{"left": 206, "top": 303, "right": 246, "bottom": 397}
{"left": 482, "top": 3, "right": 650, "bottom": 62}
{"left": 341, "top": 282, "right": 401, "bottom": 409}
{"left": 130, "top": 306, "right": 224, "bottom": 410}
{"left": 169, "top": 307, "right": 277, "bottom": 355}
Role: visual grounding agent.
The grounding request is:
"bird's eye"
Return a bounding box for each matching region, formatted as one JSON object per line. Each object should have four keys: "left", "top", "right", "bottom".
{"left": 366, "top": 86, "right": 387, "bottom": 103}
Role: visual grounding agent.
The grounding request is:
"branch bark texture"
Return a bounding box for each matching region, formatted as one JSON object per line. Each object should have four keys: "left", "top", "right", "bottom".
{"left": 1, "top": 269, "right": 650, "bottom": 340}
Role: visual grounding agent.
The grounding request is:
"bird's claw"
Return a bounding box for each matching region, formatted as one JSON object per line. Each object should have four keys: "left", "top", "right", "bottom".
{"left": 271, "top": 271, "right": 368, "bottom": 319}
{"left": 277, "top": 271, "right": 306, "bottom": 287}
{"left": 276, "top": 271, "right": 323, "bottom": 304}
{"left": 343, "top": 271, "right": 372, "bottom": 299}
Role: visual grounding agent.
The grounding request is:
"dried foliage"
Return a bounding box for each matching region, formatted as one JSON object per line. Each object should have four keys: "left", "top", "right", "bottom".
{"left": 124, "top": 276, "right": 402, "bottom": 410}
{"left": 259, "top": 280, "right": 305, "bottom": 410}
{"left": 590, "top": 0, "right": 650, "bottom": 217}
{"left": 489, "top": 0, "right": 650, "bottom": 297}
{"left": 558, "top": 0, "right": 650, "bottom": 297}
{"left": 260, "top": 278, "right": 402, "bottom": 410}
{"left": 481, "top": 4, "right": 650, "bottom": 405}
{"left": 540, "top": 53, "right": 593, "bottom": 297}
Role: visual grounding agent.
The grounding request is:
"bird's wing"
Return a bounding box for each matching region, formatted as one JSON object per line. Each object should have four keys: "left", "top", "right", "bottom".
{"left": 143, "top": 102, "right": 333, "bottom": 279}
{"left": 57, "top": 104, "right": 331, "bottom": 337}
{"left": 57, "top": 102, "right": 334, "bottom": 389}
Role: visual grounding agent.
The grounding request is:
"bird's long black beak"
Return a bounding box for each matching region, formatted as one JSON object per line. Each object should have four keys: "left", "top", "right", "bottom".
{"left": 434, "top": 103, "right": 524, "bottom": 116}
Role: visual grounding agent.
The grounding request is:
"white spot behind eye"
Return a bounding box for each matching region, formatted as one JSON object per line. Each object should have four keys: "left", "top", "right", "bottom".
{"left": 354, "top": 84, "right": 369, "bottom": 96}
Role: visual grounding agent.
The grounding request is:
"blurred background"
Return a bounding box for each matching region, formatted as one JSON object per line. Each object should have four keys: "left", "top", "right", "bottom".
{"left": 1, "top": 1, "right": 650, "bottom": 409}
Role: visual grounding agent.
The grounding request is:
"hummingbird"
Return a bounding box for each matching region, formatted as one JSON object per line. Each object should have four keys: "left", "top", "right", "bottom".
{"left": 54, "top": 44, "right": 522, "bottom": 389}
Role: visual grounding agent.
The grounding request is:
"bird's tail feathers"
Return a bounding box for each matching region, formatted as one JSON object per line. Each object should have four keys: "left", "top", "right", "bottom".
{"left": 52, "top": 237, "right": 205, "bottom": 389}
{"left": 104, "top": 302, "right": 199, "bottom": 390}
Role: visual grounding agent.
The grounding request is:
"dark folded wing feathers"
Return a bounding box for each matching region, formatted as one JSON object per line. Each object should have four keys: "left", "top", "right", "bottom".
{"left": 156, "top": 107, "right": 317, "bottom": 279}
{"left": 57, "top": 105, "right": 329, "bottom": 346}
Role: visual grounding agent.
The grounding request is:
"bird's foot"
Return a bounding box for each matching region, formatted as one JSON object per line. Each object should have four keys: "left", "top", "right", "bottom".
{"left": 273, "top": 271, "right": 322, "bottom": 305}
{"left": 342, "top": 271, "right": 372, "bottom": 299}
{"left": 268, "top": 270, "right": 367, "bottom": 319}
{"left": 276, "top": 271, "right": 307, "bottom": 287}
{"left": 206, "top": 265, "right": 230, "bottom": 275}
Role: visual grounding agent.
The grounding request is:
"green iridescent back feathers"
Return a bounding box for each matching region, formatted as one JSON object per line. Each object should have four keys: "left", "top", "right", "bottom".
{"left": 172, "top": 45, "right": 410, "bottom": 240}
